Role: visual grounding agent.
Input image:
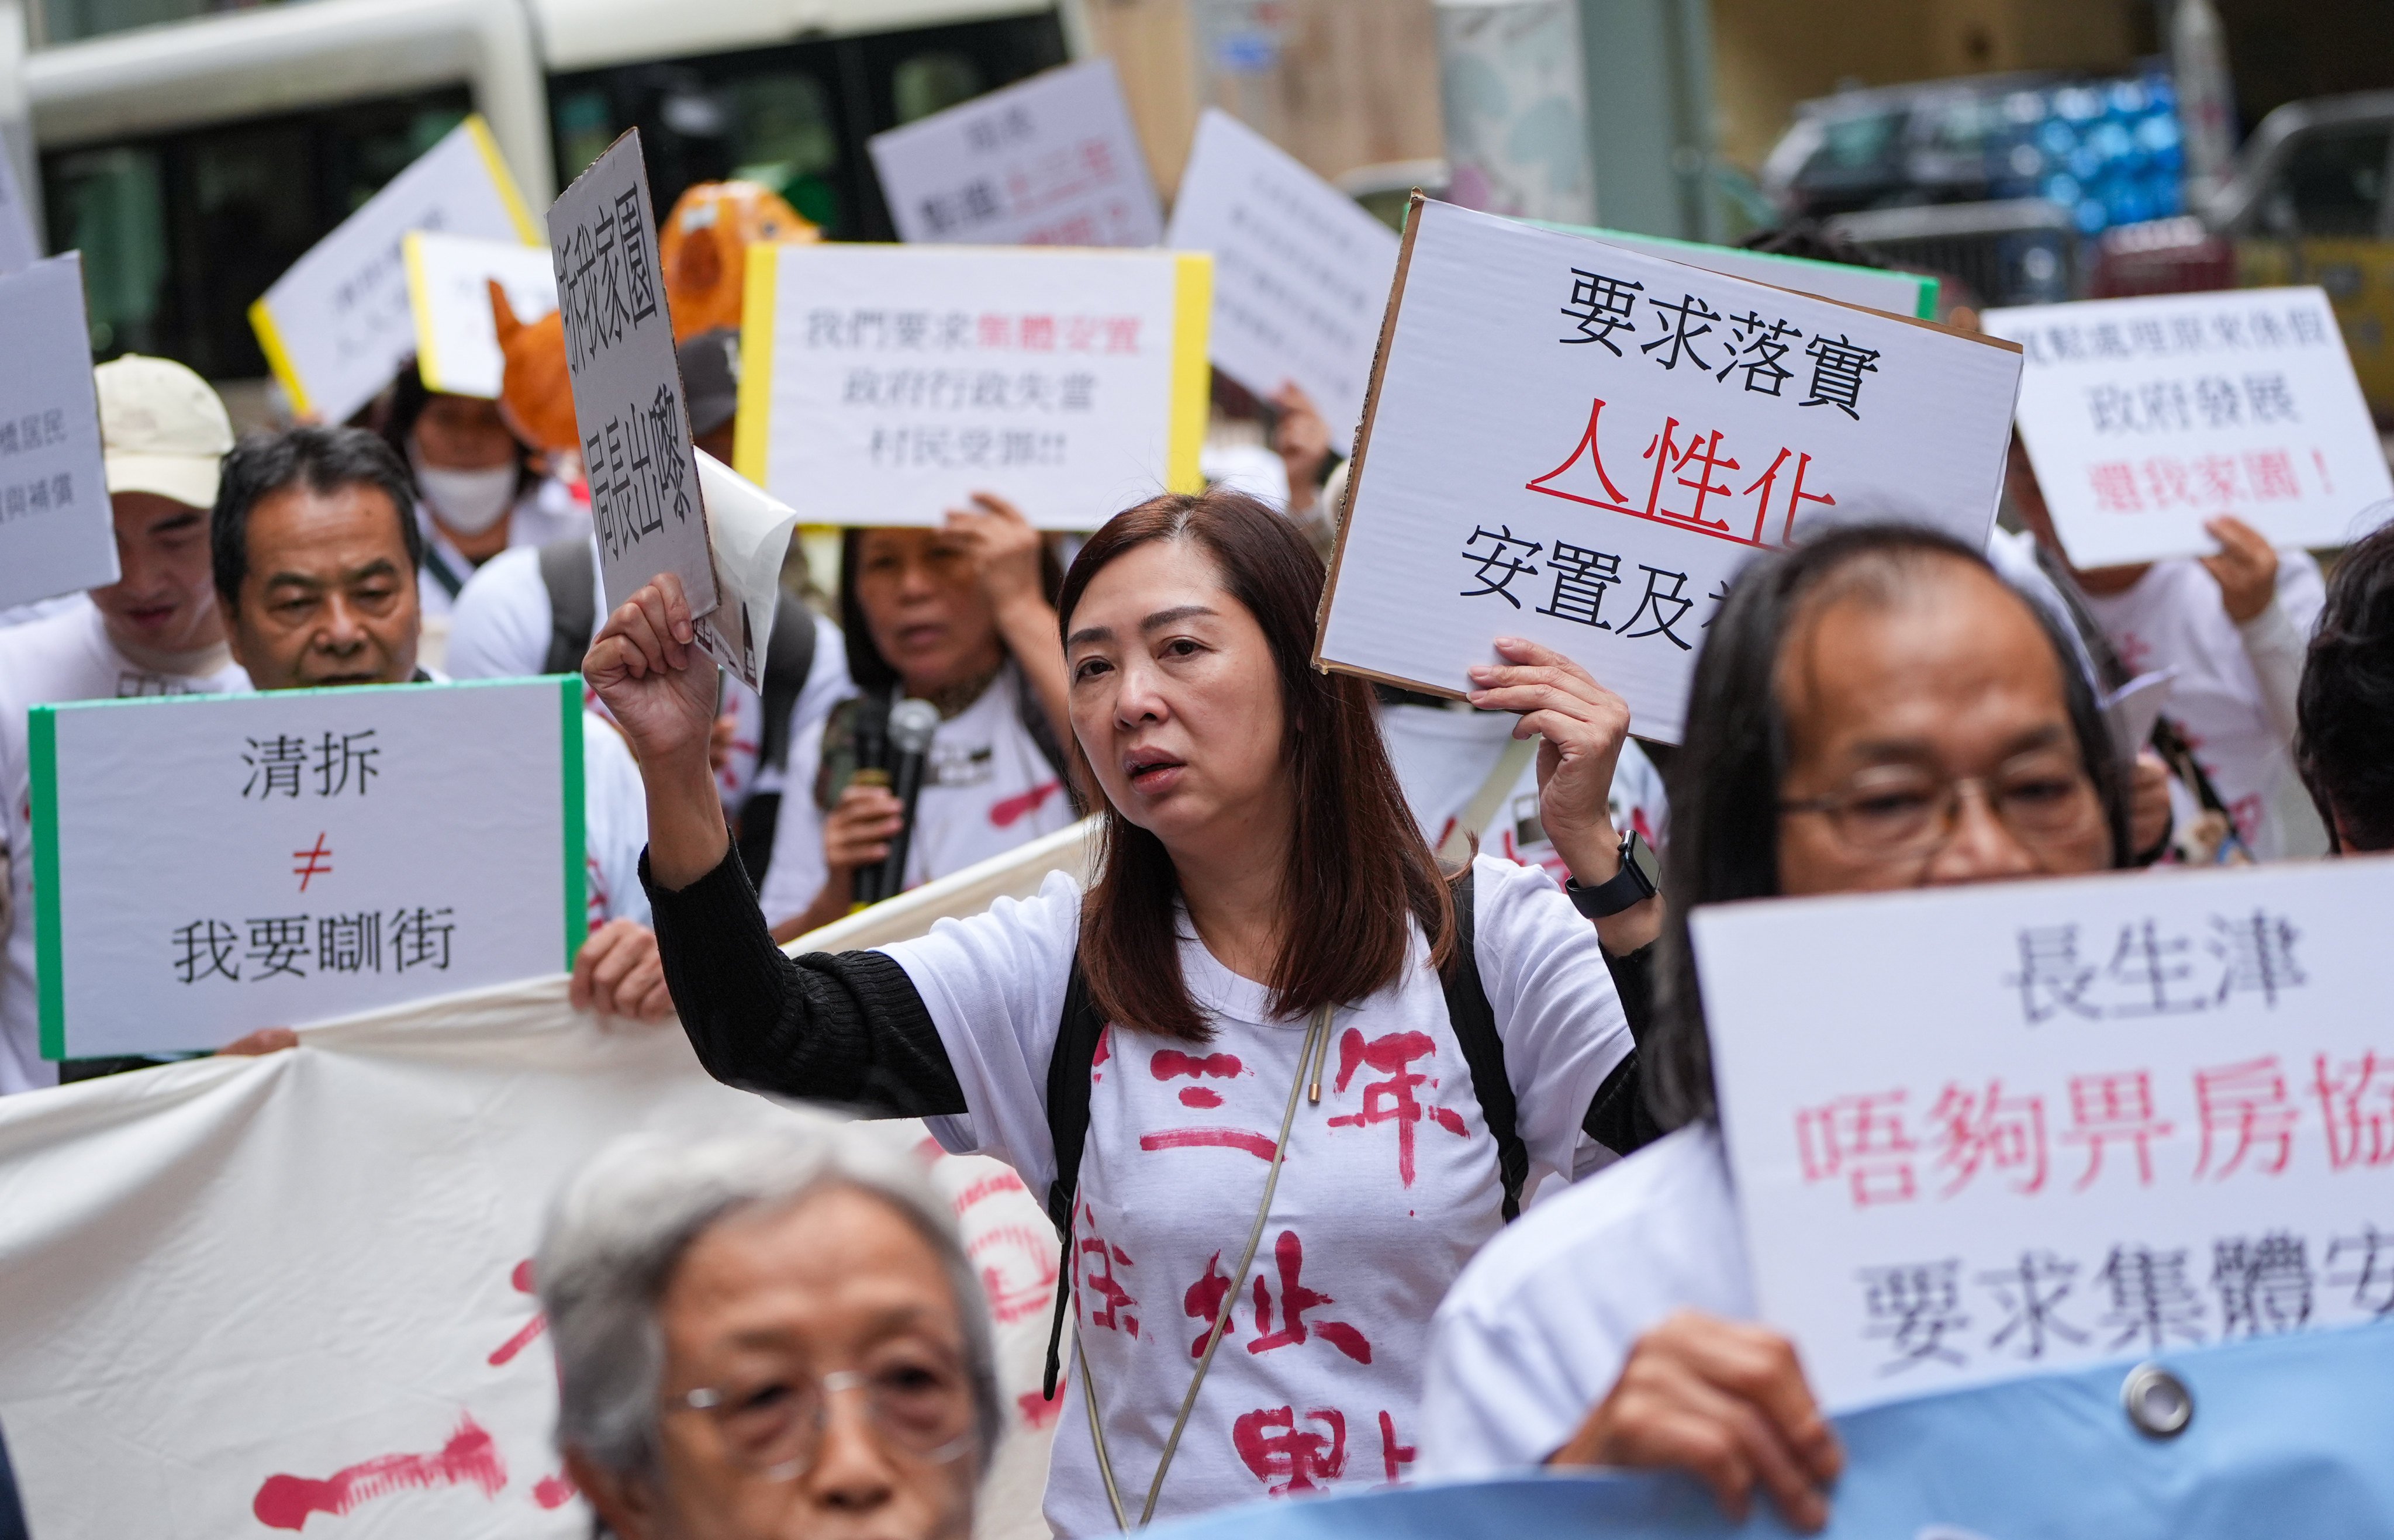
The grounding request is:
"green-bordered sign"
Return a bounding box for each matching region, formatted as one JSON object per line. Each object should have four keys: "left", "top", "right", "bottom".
{"left": 30, "top": 676, "right": 585, "bottom": 1059}
{"left": 1538, "top": 222, "right": 1941, "bottom": 320}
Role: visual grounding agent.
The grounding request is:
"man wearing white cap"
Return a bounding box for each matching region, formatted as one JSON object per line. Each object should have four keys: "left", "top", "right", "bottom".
{"left": 0, "top": 355, "right": 251, "bottom": 1093}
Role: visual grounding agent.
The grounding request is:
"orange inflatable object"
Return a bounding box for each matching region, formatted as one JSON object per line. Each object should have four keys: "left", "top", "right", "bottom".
{"left": 659, "top": 181, "right": 820, "bottom": 341}
{"left": 490, "top": 282, "right": 581, "bottom": 454}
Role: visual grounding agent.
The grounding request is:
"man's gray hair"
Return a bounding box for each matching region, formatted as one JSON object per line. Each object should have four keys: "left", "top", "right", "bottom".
{"left": 535, "top": 1121, "right": 1003, "bottom": 1481}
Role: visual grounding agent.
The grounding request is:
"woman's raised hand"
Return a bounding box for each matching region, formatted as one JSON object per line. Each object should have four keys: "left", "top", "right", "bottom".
{"left": 583, "top": 574, "right": 717, "bottom": 770}
{"left": 946, "top": 492, "right": 1048, "bottom": 617}
{"left": 1466, "top": 636, "right": 1632, "bottom": 881}
{"left": 1549, "top": 1311, "right": 1843, "bottom": 1533}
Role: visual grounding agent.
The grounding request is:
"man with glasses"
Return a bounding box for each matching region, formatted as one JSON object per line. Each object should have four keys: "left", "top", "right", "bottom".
{"left": 539, "top": 1121, "right": 997, "bottom": 1540}
{"left": 1419, "top": 525, "right": 2125, "bottom": 1532}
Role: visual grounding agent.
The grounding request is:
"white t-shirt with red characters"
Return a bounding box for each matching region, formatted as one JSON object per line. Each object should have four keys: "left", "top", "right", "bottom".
{"left": 758, "top": 665, "right": 1075, "bottom": 928}
{"left": 2078, "top": 555, "right": 2328, "bottom": 861}
{"left": 880, "top": 854, "right": 1633, "bottom": 1534}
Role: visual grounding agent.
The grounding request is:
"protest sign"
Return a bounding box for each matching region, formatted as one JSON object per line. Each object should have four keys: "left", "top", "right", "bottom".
{"left": 0, "top": 980, "right": 1064, "bottom": 1540}
{"left": 1165, "top": 108, "right": 1401, "bottom": 446}
{"left": 1316, "top": 198, "right": 2022, "bottom": 744}
{"left": 248, "top": 116, "right": 537, "bottom": 426}
{"left": 868, "top": 58, "right": 1163, "bottom": 248}
{"left": 0, "top": 148, "right": 38, "bottom": 275}
{"left": 405, "top": 230, "right": 558, "bottom": 399}
{"left": 734, "top": 241, "right": 1209, "bottom": 527}
{"left": 545, "top": 129, "right": 726, "bottom": 652}
{"left": 29, "top": 678, "right": 583, "bottom": 1059}
{"left": 1692, "top": 855, "right": 2394, "bottom": 1415}
{"left": 1136, "top": 1328, "right": 2394, "bottom": 1540}
{"left": 1545, "top": 222, "right": 1939, "bottom": 319}
{"left": 1983, "top": 288, "right": 2394, "bottom": 566}
{"left": 0, "top": 254, "right": 115, "bottom": 611}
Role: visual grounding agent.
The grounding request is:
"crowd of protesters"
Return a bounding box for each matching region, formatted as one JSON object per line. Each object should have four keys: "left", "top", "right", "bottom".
{"left": 2, "top": 179, "right": 2392, "bottom": 1540}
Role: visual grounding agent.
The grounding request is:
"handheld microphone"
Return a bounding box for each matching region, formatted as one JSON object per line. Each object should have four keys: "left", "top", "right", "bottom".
{"left": 860, "top": 698, "right": 939, "bottom": 907}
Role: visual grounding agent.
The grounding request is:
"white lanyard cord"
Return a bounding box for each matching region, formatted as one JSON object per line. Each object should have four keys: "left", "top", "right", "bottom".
{"left": 1077, "top": 1002, "right": 1337, "bottom": 1530}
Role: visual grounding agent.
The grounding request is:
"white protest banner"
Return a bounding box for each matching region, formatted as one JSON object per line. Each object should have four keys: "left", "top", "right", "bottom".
{"left": 546, "top": 129, "right": 727, "bottom": 655}
{"left": 0, "top": 254, "right": 115, "bottom": 610}
{"left": 249, "top": 116, "right": 537, "bottom": 426}
{"left": 0, "top": 982, "right": 1063, "bottom": 1540}
{"left": 868, "top": 58, "right": 1163, "bottom": 248}
{"left": 691, "top": 450, "right": 801, "bottom": 691}
{"left": 1545, "top": 221, "right": 1939, "bottom": 319}
{"left": 734, "top": 241, "right": 1210, "bottom": 527}
{"left": 1693, "top": 857, "right": 2394, "bottom": 1414}
{"left": 405, "top": 230, "right": 558, "bottom": 399}
{"left": 1317, "top": 198, "right": 2023, "bottom": 743}
{"left": 1983, "top": 288, "right": 2394, "bottom": 566}
{"left": 1164, "top": 108, "right": 1401, "bottom": 447}
{"left": 0, "top": 147, "right": 38, "bottom": 275}
{"left": 29, "top": 678, "right": 582, "bottom": 1059}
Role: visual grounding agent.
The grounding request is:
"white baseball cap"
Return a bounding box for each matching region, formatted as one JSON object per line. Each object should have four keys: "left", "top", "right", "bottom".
{"left": 94, "top": 354, "right": 234, "bottom": 510}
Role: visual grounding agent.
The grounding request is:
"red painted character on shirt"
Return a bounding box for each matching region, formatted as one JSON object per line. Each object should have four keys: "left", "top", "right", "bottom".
{"left": 1328, "top": 1028, "right": 1468, "bottom": 1187}
{"left": 1232, "top": 1406, "right": 1348, "bottom": 1496}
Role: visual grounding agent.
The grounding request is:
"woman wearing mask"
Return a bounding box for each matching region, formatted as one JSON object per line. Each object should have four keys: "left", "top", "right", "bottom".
{"left": 379, "top": 363, "right": 584, "bottom": 617}
{"left": 1421, "top": 524, "right": 2129, "bottom": 1530}
{"left": 756, "top": 493, "right": 1077, "bottom": 941}
{"left": 586, "top": 489, "right": 1659, "bottom": 1534}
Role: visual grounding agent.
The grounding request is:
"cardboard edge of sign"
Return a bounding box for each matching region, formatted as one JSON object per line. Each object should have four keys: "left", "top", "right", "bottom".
{"left": 1309, "top": 194, "right": 2025, "bottom": 703}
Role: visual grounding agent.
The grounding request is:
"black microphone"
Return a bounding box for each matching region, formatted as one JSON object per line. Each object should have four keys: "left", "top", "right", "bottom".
{"left": 860, "top": 698, "right": 939, "bottom": 907}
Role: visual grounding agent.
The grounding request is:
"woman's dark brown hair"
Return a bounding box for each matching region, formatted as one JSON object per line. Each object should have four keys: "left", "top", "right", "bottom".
{"left": 1056, "top": 488, "right": 1453, "bottom": 1043}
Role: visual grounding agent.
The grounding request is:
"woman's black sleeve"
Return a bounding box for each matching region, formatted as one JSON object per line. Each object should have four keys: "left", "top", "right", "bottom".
{"left": 642, "top": 848, "right": 968, "bottom": 1118}
{"left": 1582, "top": 941, "right": 1666, "bottom": 1155}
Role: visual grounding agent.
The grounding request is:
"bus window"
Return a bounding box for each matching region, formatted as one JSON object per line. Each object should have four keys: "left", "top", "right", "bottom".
{"left": 2266, "top": 125, "right": 2393, "bottom": 239}
{"left": 548, "top": 9, "right": 1066, "bottom": 241}
{"left": 41, "top": 89, "right": 468, "bottom": 382}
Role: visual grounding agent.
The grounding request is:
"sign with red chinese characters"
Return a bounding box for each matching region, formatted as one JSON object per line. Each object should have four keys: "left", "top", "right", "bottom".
{"left": 1316, "top": 197, "right": 2023, "bottom": 744}
{"left": 868, "top": 58, "right": 1163, "bottom": 249}
{"left": 29, "top": 678, "right": 583, "bottom": 1058}
{"left": 734, "top": 243, "right": 1211, "bottom": 528}
{"left": 1692, "top": 855, "right": 2394, "bottom": 1414}
{"left": 1984, "top": 287, "right": 2393, "bottom": 567}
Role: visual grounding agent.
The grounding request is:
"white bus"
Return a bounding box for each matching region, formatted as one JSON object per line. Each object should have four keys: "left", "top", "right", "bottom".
{"left": 15, "top": 0, "right": 1090, "bottom": 387}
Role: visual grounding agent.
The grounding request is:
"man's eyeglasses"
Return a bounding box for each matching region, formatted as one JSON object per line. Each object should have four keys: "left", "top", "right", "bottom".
{"left": 668, "top": 1358, "right": 978, "bottom": 1481}
{"left": 1780, "top": 756, "right": 2101, "bottom": 860}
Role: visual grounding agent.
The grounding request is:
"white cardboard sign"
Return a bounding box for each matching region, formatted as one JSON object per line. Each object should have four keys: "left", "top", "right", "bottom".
{"left": 1694, "top": 857, "right": 2394, "bottom": 1414}
{"left": 0, "top": 147, "right": 39, "bottom": 275}
{"left": 545, "top": 130, "right": 730, "bottom": 668}
{"left": 249, "top": 117, "right": 537, "bottom": 426}
{"left": 0, "top": 254, "right": 116, "bottom": 611}
{"left": 1165, "top": 108, "right": 1400, "bottom": 447}
{"left": 868, "top": 58, "right": 1163, "bottom": 248}
{"left": 29, "top": 678, "right": 582, "bottom": 1058}
{"left": 405, "top": 230, "right": 559, "bottom": 399}
{"left": 1983, "top": 288, "right": 2394, "bottom": 566}
{"left": 734, "top": 241, "right": 1210, "bottom": 528}
{"left": 1318, "top": 199, "right": 2024, "bottom": 743}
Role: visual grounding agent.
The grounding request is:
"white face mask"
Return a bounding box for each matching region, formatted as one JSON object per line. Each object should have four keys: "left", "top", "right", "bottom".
{"left": 411, "top": 453, "right": 517, "bottom": 536}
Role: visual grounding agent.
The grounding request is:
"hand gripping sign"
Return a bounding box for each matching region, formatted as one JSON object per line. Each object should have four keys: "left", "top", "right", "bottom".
{"left": 1694, "top": 855, "right": 2394, "bottom": 1416}
{"left": 1984, "top": 287, "right": 2394, "bottom": 567}
{"left": 1314, "top": 197, "right": 2023, "bottom": 745}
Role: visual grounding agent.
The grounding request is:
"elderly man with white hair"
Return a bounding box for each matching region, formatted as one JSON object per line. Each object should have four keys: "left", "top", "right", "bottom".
{"left": 537, "top": 1123, "right": 1000, "bottom": 1540}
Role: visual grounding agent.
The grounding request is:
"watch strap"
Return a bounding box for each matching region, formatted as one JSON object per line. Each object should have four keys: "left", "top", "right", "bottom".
{"left": 1567, "top": 833, "right": 1659, "bottom": 919}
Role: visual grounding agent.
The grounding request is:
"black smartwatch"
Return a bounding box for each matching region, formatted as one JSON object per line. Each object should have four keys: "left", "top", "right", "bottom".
{"left": 1566, "top": 829, "right": 1661, "bottom": 919}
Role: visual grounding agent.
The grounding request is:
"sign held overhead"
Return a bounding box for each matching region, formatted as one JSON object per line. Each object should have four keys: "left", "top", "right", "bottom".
{"left": 1985, "top": 288, "right": 2394, "bottom": 567}
{"left": 1165, "top": 107, "right": 1401, "bottom": 448}
{"left": 868, "top": 58, "right": 1163, "bottom": 249}
{"left": 1317, "top": 197, "right": 2024, "bottom": 744}
{"left": 0, "top": 254, "right": 116, "bottom": 612}
{"left": 405, "top": 230, "right": 560, "bottom": 399}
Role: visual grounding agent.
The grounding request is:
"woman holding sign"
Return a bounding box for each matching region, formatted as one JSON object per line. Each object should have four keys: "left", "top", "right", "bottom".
{"left": 756, "top": 496, "right": 1079, "bottom": 941}
{"left": 589, "top": 488, "right": 1659, "bottom": 1532}
{"left": 1420, "top": 524, "right": 2129, "bottom": 1531}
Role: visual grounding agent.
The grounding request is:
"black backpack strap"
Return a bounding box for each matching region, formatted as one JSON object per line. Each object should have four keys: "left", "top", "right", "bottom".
{"left": 537, "top": 537, "right": 599, "bottom": 676}
{"left": 756, "top": 592, "right": 818, "bottom": 774}
{"left": 1040, "top": 953, "right": 1108, "bottom": 1400}
{"left": 1443, "top": 866, "right": 1530, "bottom": 1221}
